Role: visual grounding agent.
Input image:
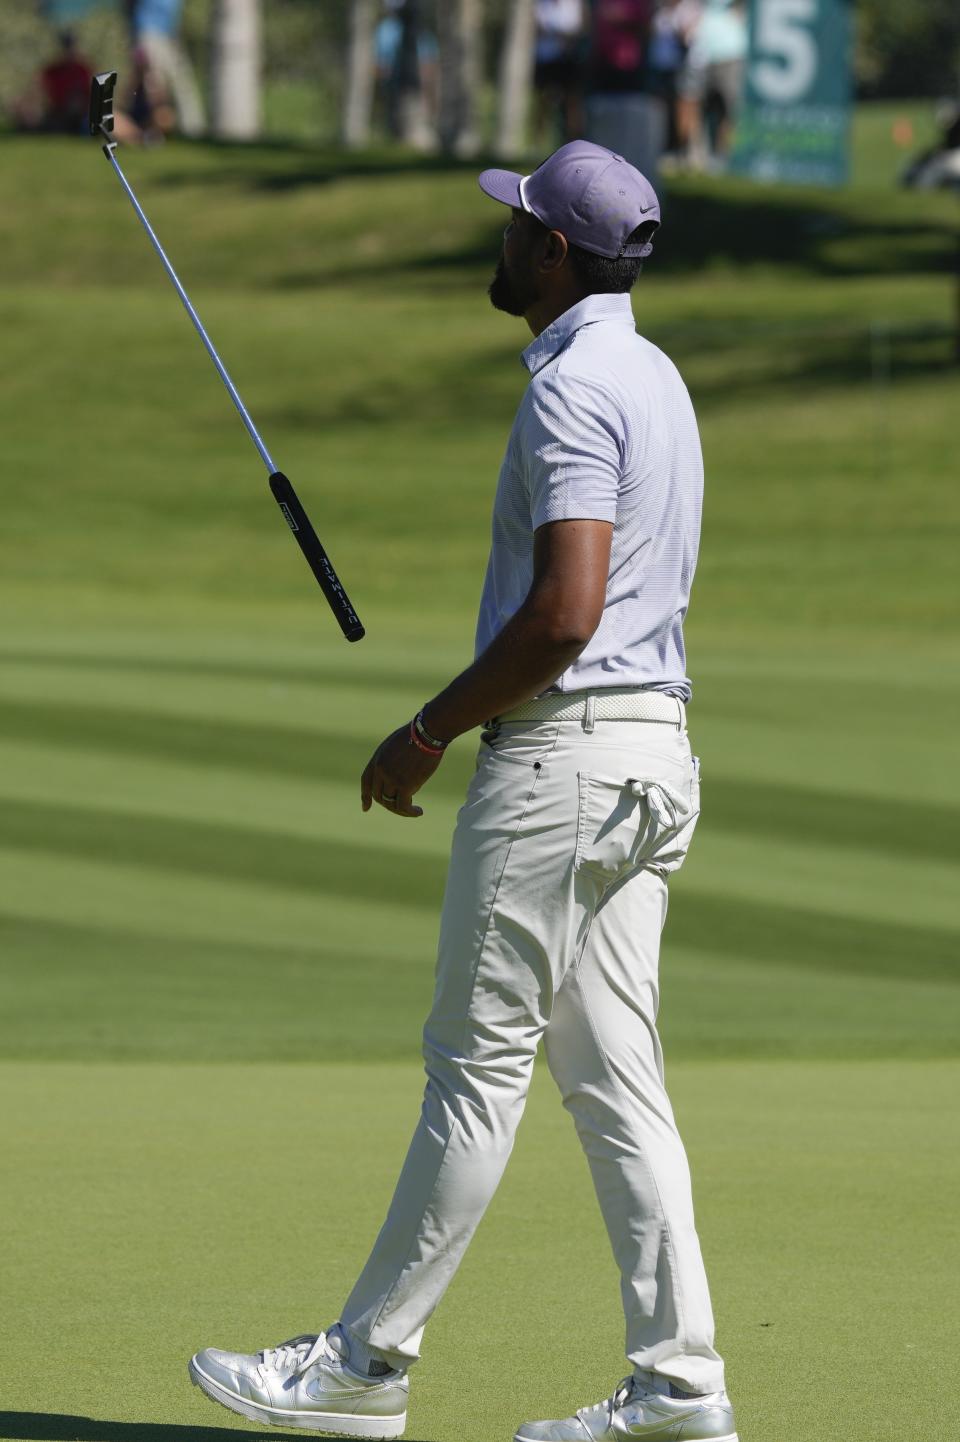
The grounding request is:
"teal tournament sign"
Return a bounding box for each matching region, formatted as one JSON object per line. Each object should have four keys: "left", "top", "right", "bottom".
{"left": 732, "top": 0, "right": 854, "bottom": 187}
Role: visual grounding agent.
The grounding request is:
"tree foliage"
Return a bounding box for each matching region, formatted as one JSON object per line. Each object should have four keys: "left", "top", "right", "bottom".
{"left": 855, "top": 0, "right": 960, "bottom": 99}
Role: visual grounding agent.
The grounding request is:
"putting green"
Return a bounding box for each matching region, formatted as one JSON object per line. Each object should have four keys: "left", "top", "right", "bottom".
{"left": 1, "top": 1060, "right": 957, "bottom": 1442}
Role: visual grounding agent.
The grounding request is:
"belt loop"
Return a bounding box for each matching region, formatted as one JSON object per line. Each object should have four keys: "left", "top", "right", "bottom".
{"left": 676, "top": 698, "right": 684, "bottom": 731}
{"left": 583, "top": 694, "right": 596, "bottom": 734}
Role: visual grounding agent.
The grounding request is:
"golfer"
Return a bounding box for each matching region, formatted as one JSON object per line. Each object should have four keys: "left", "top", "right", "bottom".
{"left": 190, "top": 141, "right": 737, "bottom": 1442}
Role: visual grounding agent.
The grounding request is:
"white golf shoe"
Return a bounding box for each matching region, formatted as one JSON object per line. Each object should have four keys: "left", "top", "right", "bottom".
{"left": 188, "top": 1325, "right": 408, "bottom": 1437}
{"left": 514, "top": 1375, "right": 738, "bottom": 1442}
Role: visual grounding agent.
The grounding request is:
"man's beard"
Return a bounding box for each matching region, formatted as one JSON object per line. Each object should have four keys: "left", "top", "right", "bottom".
{"left": 488, "top": 253, "right": 535, "bottom": 317}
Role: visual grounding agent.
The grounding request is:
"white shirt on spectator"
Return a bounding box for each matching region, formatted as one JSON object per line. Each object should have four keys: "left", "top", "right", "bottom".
{"left": 535, "top": 0, "right": 585, "bottom": 63}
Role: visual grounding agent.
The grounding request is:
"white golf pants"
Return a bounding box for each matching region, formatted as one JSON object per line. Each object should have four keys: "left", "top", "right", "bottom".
{"left": 342, "top": 716, "right": 725, "bottom": 1396}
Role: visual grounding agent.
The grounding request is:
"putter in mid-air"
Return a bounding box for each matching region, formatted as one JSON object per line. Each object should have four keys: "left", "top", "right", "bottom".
{"left": 88, "top": 70, "right": 364, "bottom": 642}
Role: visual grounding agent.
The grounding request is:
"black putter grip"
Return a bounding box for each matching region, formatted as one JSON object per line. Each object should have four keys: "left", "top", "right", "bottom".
{"left": 269, "top": 472, "right": 364, "bottom": 642}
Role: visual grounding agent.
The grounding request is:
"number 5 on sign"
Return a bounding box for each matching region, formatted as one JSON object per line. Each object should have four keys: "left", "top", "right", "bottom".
{"left": 752, "top": 0, "right": 818, "bottom": 103}
{"left": 733, "top": 0, "right": 852, "bottom": 186}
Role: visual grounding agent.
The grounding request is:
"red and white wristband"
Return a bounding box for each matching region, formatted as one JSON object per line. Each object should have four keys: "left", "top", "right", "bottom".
{"left": 409, "top": 709, "right": 450, "bottom": 757}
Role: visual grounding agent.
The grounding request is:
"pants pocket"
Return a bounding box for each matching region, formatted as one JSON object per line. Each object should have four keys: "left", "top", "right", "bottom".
{"left": 574, "top": 758, "right": 701, "bottom": 886}
{"left": 477, "top": 722, "right": 561, "bottom": 770}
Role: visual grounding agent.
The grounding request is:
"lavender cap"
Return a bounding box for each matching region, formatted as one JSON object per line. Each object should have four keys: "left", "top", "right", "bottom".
{"left": 478, "top": 140, "right": 660, "bottom": 260}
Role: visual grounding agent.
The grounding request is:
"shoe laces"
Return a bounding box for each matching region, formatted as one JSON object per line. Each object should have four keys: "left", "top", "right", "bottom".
{"left": 612, "top": 1377, "right": 637, "bottom": 1409}
{"left": 577, "top": 1377, "right": 636, "bottom": 1429}
{"left": 257, "top": 1333, "right": 336, "bottom": 1384}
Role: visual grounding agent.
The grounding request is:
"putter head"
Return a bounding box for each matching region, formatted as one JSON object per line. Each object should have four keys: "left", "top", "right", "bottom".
{"left": 89, "top": 70, "right": 117, "bottom": 139}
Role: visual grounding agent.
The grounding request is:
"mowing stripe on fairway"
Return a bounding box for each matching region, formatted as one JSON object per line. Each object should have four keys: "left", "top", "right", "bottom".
{"left": 0, "top": 733, "right": 955, "bottom": 936}
{"left": 1, "top": 687, "right": 957, "bottom": 853}
{"left": 0, "top": 786, "right": 957, "bottom": 938}
{"left": 2, "top": 909, "right": 957, "bottom": 1062}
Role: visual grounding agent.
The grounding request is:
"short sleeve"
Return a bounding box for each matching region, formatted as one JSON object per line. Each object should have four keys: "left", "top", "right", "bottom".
{"left": 525, "top": 373, "right": 624, "bottom": 531}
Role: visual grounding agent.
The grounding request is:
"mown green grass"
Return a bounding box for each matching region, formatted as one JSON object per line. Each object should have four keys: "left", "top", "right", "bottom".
{"left": 0, "top": 619, "right": 957, "bottom": 1070}
{"left": 0, "top": 130, "right": 958, "bottom": 1441}
{"left": 1, "top": 133, "right": 956, "bottom": 630}
{"left": 2, "top": 1060, "right": 958, "bottom": 1442}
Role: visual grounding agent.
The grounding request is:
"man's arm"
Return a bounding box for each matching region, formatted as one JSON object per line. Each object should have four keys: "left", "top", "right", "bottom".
{"left": 360, "top": 518, "right": 613, "bottom": 816}
{"left": 424, "top": 517, "right": 612, "bottom": 739}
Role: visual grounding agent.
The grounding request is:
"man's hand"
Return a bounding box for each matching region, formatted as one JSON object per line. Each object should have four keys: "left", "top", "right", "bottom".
{"left": 360, "top": 522, "right": 611, "bottom": 816}
{"left": 360, "top": 724, "right": 444, "bottom": 818}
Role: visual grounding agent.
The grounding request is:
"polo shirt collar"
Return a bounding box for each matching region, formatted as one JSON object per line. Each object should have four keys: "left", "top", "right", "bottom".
{"left": 520, "top": 292, "right": 636, "bottom": 375}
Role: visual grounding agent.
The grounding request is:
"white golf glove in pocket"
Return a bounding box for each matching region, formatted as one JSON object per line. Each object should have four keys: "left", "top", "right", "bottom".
{"left": 574, "top": 757, "right": 701, "bottom": 887}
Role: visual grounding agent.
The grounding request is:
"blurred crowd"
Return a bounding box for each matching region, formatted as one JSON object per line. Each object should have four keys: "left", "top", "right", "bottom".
{"left": 7, "top": 0, "right": 959, "bottom": 192}
{"left": 10, "top": 0, "right": 202, "bottom": 144}
{"left": 532, "top": 0, "right": 748, "bottom": 173}
{"left": 10, "top": 0, "right": 746, "bottom": 170}
{"left": 376, "top": 0, "right": 749, "bottom": 174}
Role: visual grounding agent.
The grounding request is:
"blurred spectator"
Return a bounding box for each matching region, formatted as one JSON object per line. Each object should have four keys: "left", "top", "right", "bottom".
{"left": 533, "top": 0, "right": 586, "bottom": 146}
{"left": 589, "top": 0, "right": 653, "bottom": 94}
{"left": 648, "top": 0, "right": 701, "bottom": 157}
{"left": 121, "top": 44, "right": 175, "bottom": 142}
{"left": 677, "top": 0, "right": 747, "bottom": 170}
{"left": 902, "top": 101, "right": 960, "bottom": 191}
{"left": 375, "top": 0, "right": 438, "bottom": 148}
{"left": 10, "top": 29, "right": 92, "bottom": 134}
{"left": 585, "top": 1, "right": 664, "bottom": 178}
{"left": 126, "top": 0, "right": 205, "bottom": 138}
{"left": 41, "top": 29, "right": 92, "bottom": 132}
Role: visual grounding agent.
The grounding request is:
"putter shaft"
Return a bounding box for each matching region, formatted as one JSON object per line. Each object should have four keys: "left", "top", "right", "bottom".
{"left": 91, "top": 87, "right": 364, "bottom": 642}
{"left": 103, "top": 145, "right": 276, "bottom": 475}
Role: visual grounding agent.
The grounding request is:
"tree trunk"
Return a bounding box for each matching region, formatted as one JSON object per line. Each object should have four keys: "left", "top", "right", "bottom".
{"left": 437, "top": 0, "right": 484, "bottom": 157}
{"left": 342, "top": 0, "right": 377, "bottom": 149}
{"left": 495, "top": 0, "right": 535, "bottom": 158}
{"left": 209, "top": 0, "right": 261, "bottom": 141}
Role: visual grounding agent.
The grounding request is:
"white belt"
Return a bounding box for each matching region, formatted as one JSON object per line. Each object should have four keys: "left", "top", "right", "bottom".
{"left": 496, "top": 688, "right": 685, "bottom": 726}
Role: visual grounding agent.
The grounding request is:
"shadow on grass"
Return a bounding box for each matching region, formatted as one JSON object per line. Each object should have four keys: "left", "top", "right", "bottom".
{"left": 672, "top": 320, "right": 958, "bottom": 404}
{"left": 8, "top": 133, "right": 953, "bottom": 391}
{"left": 0, "top": 646, "right": 448, "bottom": 697}
{"left": 654, "top": 181, "right": 957, "bottom": 279}
{"left": 0, "top": 1416, "right": 437, "bottom": 1442}
{"left": 202, "top": 159, "right": 958, "bottom": 285}
{"left": 2, "top": 792, "right": 959, "bottom": 985}
{"left": 0, "top": 127, "right": 478, "bottom": 176}
{"left": 50, "top": 127, "right": 948, "bottom": 288}
{"left": 5, "top": 128, "right": 954, "bottom": 284}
